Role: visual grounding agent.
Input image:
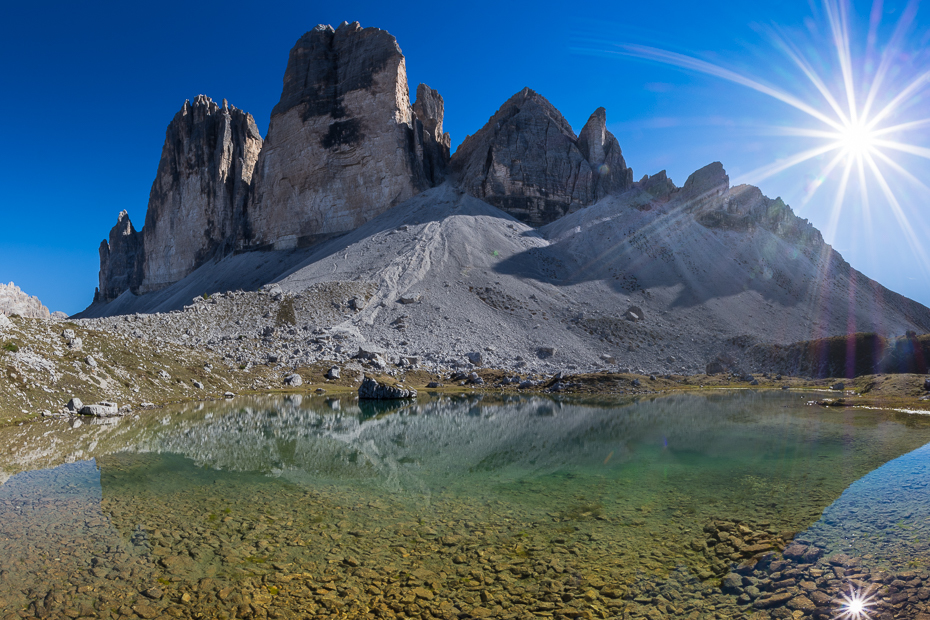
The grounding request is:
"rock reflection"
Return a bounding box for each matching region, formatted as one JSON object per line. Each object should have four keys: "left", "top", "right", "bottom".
{"left": 1, "top": 392, "right": 930, "bottom": 618}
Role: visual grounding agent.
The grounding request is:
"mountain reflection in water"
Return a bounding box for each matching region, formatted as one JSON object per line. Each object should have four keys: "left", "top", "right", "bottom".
{"left": 1, "top": 391, "right": 929, "bottom": 619}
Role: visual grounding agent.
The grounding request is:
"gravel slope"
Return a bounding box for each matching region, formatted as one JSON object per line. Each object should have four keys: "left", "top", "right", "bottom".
{"left": 75, "top": 182, "right": 930, "bottom": 377}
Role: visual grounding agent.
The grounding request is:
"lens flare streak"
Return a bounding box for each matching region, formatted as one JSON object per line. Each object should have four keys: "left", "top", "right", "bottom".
{"left": 600, "top": 0, "right": 930, "bottom": 278}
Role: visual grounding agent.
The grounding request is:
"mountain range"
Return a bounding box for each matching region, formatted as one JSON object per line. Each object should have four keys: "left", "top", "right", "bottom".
{"left": 76, "top": 20, "right": 930, "bottom": 375}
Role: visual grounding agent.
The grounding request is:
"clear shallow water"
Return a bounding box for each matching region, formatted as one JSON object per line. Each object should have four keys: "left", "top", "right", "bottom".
{"left": 1, "top": 392, "right": 930, "bottom": 619}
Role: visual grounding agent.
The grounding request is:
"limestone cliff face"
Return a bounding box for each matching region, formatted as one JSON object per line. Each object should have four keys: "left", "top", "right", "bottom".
{"left": 246, "top": 22, "right": 448, "bottom": 250}
{"left": 139, "top": 95, "right": 262, "bottom": 293}
{"left": 0, "top": 283, "right": 51, "bottom": 319}
{"left": 95, "top": 210, "right": 142, "bottom": 303}
{"left": 451, "top": 88, "right": 633, "bottom": 226}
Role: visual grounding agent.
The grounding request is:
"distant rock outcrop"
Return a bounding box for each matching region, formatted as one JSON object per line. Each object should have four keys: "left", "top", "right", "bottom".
{"left": 0, "top": 282, "right": 51, "bottom": 319}
{"left": 95, "top": 210, "right": 142, "bottom": 303}
{"left": 246, "top": 21, "right": 448, "bottom": 250}
{"left": 682, "top": 162, "right": 825, "bottom": 256}
{"left": 451, "top": 88, "right": 633, "bottom": 226}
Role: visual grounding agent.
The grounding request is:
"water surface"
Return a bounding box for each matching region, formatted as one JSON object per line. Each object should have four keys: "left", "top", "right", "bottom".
{"left": 1, "top": 391, "right": 929, "bottom": 619}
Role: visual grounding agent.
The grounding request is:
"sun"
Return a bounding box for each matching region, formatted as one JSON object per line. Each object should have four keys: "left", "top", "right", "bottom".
{"left": 837, "top": 121, "right": 876, "bottom": 158}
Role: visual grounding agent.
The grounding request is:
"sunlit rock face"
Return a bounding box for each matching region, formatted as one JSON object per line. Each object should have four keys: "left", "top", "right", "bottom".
{"left": 139, "top": 95, "right": 263, "bottom": 294}
{"left": 451, "top": 88, "right": 633, "bottom": 226}
{"left": 245, "top": 22, "right": 449, "bottom": 250}
{"left": 0, "top": 282, "right": 50, "bottom": 319}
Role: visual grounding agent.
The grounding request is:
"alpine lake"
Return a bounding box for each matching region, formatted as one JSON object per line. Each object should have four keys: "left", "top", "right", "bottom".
{"left": 2, "top": 391, "right": 930, "bottom": 620}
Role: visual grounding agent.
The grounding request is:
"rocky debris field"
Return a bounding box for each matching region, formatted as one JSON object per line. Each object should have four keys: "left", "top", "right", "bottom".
{"left": 5, "top": 271, "right": 930, "bottom": 426}
{"left": 0, "top": 315, "right": 269, "bottom": 424}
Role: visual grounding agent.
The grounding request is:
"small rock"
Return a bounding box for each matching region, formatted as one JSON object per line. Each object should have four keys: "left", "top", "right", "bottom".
{"left": 67, "top": 397, "right": 84, "bottom": 413}
{"left": 223, "top": 392, "right": 235, "bottom": 399}
{"left": 284, "top": 373, "right": 303, "bottom": 387}
{"left": 397, "top": 295, "right": 420, "bottom": 304}
{"left": 139, "top": 402, "right": 155, "bottom": 408}
{"left": 923, "top": 378, "right": 929, "bottom": 391}
{"left": 426, "top": 382, "right": 443, "bottom": 388}
{"left": 192, "top": 380, "right": 204, "bottom": 389}
{"left": 831, "top": 382, "right": 845, "bottom": 391}
{"left": 466, "top": 351, "right": 483, "bottom": 366}
{"left": 0, "top": 314, "right": 11, "bottom": 329}
{"left": 722, "top": 573, "right": 743, "bottom": 592}
{"left": 61, "top": 329, "right": 75, "bottom": 340}
{"left": 749, "top": 379, "right": 759, "bottom": 385}
{"left": 624, "top": 306, "right": 644, "bottom": 322}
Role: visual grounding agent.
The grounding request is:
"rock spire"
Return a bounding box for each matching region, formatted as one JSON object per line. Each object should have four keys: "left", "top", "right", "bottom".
{"left": 245, "top": 22, "right": 449, "bottom": 250}
{"left": 451, "top": 88, "right": 633, "bottom": 226}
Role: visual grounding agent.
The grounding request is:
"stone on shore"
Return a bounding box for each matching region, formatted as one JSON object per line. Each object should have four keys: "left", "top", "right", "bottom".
{"left": 358, "top": 377, "right": 417, "bottom": 400}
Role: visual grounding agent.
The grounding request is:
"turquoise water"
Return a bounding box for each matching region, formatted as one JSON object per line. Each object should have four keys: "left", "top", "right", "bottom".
{"left": 1, "top": 391, "right": 929, "bottom": 618}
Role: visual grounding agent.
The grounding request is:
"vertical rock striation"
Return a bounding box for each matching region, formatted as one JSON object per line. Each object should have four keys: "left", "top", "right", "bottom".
{"left": 451, "top": 88, "right": 633, "bottom": 226}
{"left": 96, "top": 96, "right": 262, "bottom": 300}
{"left": 139, "top": 95, "right": 262, "bottom": 293}
{"left": 246, "top": 21, "right": 448, "bottom": 250}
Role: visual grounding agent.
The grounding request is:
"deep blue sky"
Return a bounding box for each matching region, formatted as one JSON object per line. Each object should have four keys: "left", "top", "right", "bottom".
{"left": 2, "top": 0, "right": 928, "bottom": 315}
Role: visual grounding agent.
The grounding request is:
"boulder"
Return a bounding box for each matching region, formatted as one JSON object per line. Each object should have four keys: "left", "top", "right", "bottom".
{"left": 451, "top": 88, "right": 632, "bottom": 226}
{"left": 326, "top": 366, "right": 341, "bottom": 380}
{"left": 246, "top": 22, "right": 448, "bottom": 250}
{"left": 284, "top": 373, "right": 303, "bottom": 387}
{"left": 466, "top": 351, "right": 483, "bottom": 366}
{"left": 358, "top": 377, "right": 417, "bottom": 399}
{"left": 537, "top": 347, "right": 556, "bottom": 359}
{"left": 355, "top": 345, "right": 386, "bottom": 360}
{"left": 624, "top": 306, "right": 644, "bottom": 322}
{"left": 66, "top": 397, "right": 83, "bottom": 413}
{"left": 80, "top": 402, "right": 119, "bottom": 417}
{"left": 0, "top": 314, "right": 11, "bottom": 329}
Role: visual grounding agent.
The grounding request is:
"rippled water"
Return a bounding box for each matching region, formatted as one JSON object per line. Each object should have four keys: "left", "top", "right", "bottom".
{"left": 1, "top": 391, "right": 930, "bottom": 619}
